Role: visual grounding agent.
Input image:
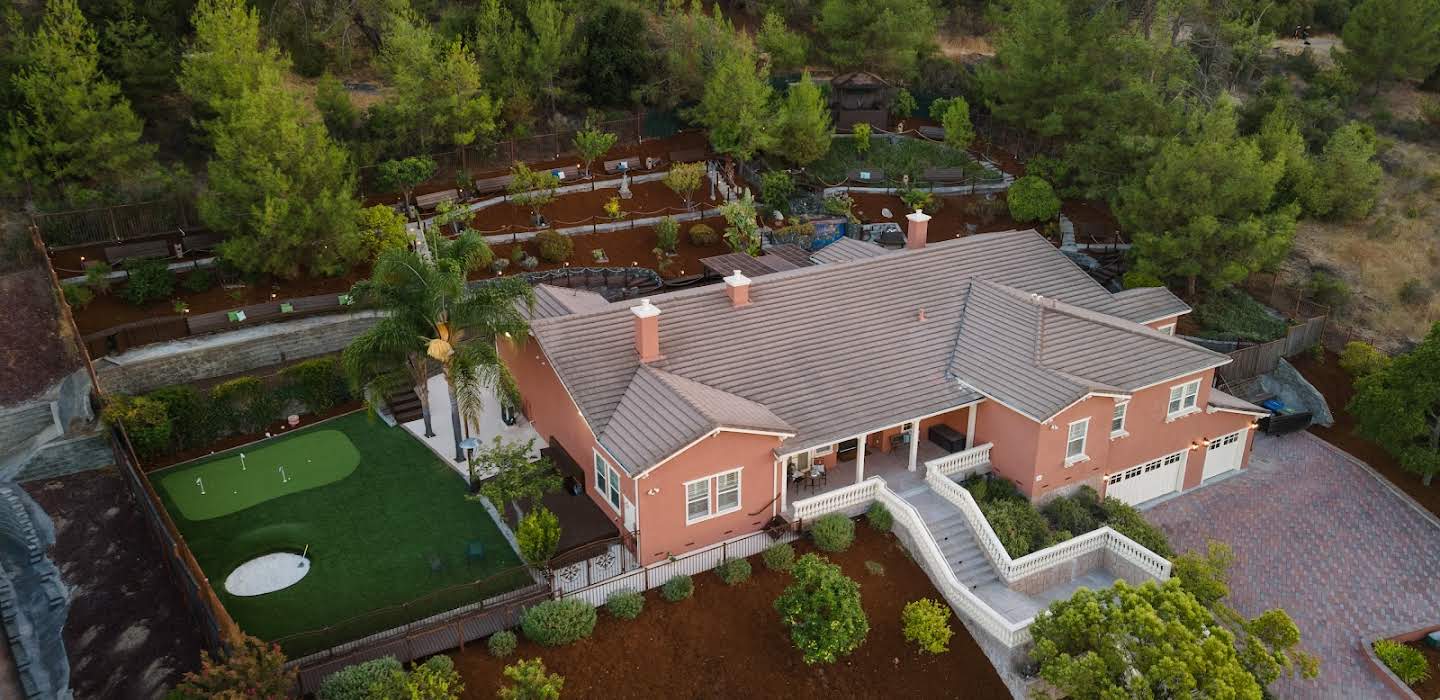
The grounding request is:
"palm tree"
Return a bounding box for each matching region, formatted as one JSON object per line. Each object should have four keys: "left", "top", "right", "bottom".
{"left": 343, "top": 230, "right": 531, "bottom": 461}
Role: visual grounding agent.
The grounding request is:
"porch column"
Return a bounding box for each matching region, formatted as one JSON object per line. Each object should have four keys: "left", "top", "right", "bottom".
{"left": 778, "top": 459, "right": 788, "bottom": 511}
{"left": 966, "top": 405, "right": 977, "bottom": 449}
{"left": 855, "top": 434, "right": 867, "bottom": 484}
{"left": 907, "top": 421, "right": 921, "bottom": 471}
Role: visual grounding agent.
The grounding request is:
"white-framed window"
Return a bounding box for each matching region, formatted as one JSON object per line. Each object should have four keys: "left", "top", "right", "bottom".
{"left": 1111, "top": 401, "right": 1128, "bottom": 436}
{"left": 683, "top": 468, "right": 743, "bottom": 524}
{"left": 1167, "top": 380, "right": 1201, "bottom": 419}
{"left": 1065, "top": 418, "right": 1089, "bottom": 463}
{"left": 685, "top": 479, "right": 710, "bottom": 522}
{"left": 1157, "top": 323, "right": 1176, "bottom": 336}
{"left": 594, "top": 450, "right": 621, "bottom": 512}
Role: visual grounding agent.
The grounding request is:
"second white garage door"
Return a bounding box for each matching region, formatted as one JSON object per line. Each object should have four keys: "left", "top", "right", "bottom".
{"left": 1201, "top": 428, "right": 1248, "bottom": 482}
{"left": 1104, "top": 450, "right": 1187, "bottom": 506}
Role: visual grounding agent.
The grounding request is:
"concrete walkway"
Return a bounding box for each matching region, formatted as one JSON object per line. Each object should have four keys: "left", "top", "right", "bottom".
{"left": 401, "top": 373, "right": 544, "bottom": 481}
{"left": 1146, "top": 432, "right": 1440, "bottom": 699}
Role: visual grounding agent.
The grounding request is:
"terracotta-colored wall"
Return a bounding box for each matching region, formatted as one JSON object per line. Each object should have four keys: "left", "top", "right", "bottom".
{"left": 500, "top": 335, "right": 631, "bottom": 538}
{"left": 1148, "top": 316, "right": 1178, "bottom": 332}
{"left": 635, "top": 431, "right": 784, "bottom": 565}
{"left": 971, "top": 369, "right": 1257, "bottom": 500}
{"left": 867, "top": 408, "right": 970, "bottom": 455}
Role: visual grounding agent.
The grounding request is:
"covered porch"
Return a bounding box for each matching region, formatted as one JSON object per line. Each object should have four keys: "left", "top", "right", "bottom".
{"left": 782, "top": 402, "right": 982, "bottom": 509}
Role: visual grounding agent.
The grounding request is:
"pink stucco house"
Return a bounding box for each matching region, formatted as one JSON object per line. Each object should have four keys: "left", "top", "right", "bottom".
{"left": 499, "top": 218, "right": 1266, "bottom": 565}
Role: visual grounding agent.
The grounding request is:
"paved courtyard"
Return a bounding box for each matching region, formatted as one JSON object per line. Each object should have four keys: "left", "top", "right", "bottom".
{"left": 1146, "top": 431, "right": 1440, "bottom": 699}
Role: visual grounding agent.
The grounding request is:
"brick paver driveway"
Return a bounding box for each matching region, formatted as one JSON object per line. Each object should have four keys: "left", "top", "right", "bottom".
{"left": 1146, "top": 431, "right": 1440, "bottom": 699}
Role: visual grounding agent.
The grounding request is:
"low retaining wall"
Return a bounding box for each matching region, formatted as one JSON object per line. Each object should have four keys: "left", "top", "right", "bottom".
{"left": 1361, "top": 625, "right": 1440, "bottom": 700}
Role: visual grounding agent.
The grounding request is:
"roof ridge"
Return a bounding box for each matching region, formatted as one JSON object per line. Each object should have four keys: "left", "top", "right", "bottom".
{"left": 642, "top": 365, "right": 787, "bottom": 430}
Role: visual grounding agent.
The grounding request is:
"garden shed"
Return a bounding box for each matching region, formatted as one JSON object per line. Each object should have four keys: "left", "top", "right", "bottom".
{"left": 830, "top": 71, "right": 893, "bottom": 131}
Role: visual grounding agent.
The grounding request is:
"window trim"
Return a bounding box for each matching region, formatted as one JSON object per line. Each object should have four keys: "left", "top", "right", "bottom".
{"left": 1065, "top": 418, "right": 1089, "bottom": 465}
{"left": 1167, "top": 379, "right": 1202, "bottom": 420}
{"left": 1110, "top": 401, "right": 1129, "bottom": 437}
{"left": 683, "top": 468, "right": 744, "bottom": 525}
{"left": 593, "top": 450, "right": 622, "bottom": 515}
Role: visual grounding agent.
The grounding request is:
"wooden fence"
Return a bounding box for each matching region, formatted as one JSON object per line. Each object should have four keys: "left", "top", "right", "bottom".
{"left": 32, "top": 197, "right": 199, "bottom": 250}
{"left": 1217, "top": 315, "right": 1327, "bottom": 383}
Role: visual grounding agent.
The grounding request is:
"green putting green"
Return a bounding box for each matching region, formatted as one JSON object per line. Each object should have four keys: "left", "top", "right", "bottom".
{"left": 159, "top": 429, "right": 360, "bottom": 520}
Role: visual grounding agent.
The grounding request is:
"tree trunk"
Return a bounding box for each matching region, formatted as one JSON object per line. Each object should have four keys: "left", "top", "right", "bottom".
{"left": 1187, "top": 275, "right": 1198, "bottom": 298}
{"left": 413, "top": 361, "right": 436, "bottom": 438}
{"left": 448, "top": 375, "right": 465, "bottom": 462}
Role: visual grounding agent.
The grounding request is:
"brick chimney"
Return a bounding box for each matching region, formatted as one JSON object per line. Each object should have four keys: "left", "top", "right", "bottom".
{"left": 632, "top": 298, "right": 661, "bottom": 362}
{"left": 724, "top": 269, "right": 751, "bottom": 307}
{"left": 905, "top": 208, "right": 931, "bottom": 250}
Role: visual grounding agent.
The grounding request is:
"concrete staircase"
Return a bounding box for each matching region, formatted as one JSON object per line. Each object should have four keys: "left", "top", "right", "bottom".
{"left": 900, "top": 489, "right": 1001, "bottom": 591}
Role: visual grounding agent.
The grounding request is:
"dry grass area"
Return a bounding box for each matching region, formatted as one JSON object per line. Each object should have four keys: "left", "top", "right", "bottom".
{"left": 1284, "top": 116, "right": 1440, "bottom": 351}
{"left": 937, "top": 32, "right": 995, "bottom": 61}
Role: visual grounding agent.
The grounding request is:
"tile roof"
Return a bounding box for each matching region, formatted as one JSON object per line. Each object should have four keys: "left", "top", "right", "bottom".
{"left": 527, "top": 230, "right": 1216, "bottom": 474}
{"left": 700, "top": 244, "right": 813, "bottom": 278}
{"left": 1106, "top": 286, "right": 1192, "bottom": 324}
{"left": 1207, "top": 388, "right": 1268, "bottom": 415}
{"left": 809, "top": 237, "right": 890, "bottom": 264}
{"left": 529, "top": 285, "right": 611, "bottom": 320}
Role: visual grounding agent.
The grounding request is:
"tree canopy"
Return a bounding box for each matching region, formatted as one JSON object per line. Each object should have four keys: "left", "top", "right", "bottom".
{"left": 770, "top": 73, "right": 832, "bottom": 166}
{"left": 1341, "top": 0, "right": 1440, "bottom": 89}
{"left": 1349, "top": 322, "right": 1440, "bottom": 485}
{"left": 689, "top": 43, "right": 773, "bottom": 161}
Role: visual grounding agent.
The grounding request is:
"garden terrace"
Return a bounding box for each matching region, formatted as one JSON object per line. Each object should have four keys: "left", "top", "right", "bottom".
{"left": 807, "top": 136, "right": 1000, "bottom": 188}
{"left": 482, "top": 224, "right": 730, "bottom": 282}
{"left": 463, "top": 178, "right": 703, "bottom": 237}
{"left": 153, "top": 412, "right": 531, "bottom": 657}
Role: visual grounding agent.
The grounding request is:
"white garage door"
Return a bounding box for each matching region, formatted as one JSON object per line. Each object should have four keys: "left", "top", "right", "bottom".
{"left": 1202, "top": 428, "right": 1248, "bottom": 482}
{"left": 1104, "top": 450, "right": 1186, "bottom": 506}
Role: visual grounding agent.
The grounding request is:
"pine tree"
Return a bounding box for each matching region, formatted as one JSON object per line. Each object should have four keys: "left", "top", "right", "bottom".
{"left": 1350, "top": 322, "right": 1440, "bottom": 486}
{"left": 770, "top": 73, "right": 831, "bottom": 166}
{"left": 817, "top": 0, "right": 935, "bottom": 77}
{"left": 6, "top": 0, "right": 156, "bottom": 196}
{"left": 941, "top": 97, "right": 975, "bottom": 152}
{"left": 1341, "top": 0, "right": 1440, "bottom": 89}
{"left": 178, "top": 0, "right": 287, "bottom": 129}
{"left": 1302, "top": 121, "right": 1383, "bottom": 221}
{"left": 689, "top": 45, "right": 774, "bottom": 160}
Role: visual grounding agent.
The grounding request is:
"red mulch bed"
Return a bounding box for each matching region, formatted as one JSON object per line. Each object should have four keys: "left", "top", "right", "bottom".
{"left": 1291, "top": 350, "right": 1440, "bottom": 519}
{"left": 450, "top": 528, "right": 1012, "bottom": 699}
{"left": 484, "top": 223, "right": 731, "bottom": 282}
{"left": 1404, "top": 640, "right": 1440, "bottom": 698}
{"left": 0, "top": 268, "right": 82, "bottom": 403}
{"left": 141, "top": 400, "right": 365, "bottom": 471}
{"left": 469, "top": 180, "right": 705, "bottom": 234}
{"left": 849, "top": 191, "right": 1052, "bottom": 245}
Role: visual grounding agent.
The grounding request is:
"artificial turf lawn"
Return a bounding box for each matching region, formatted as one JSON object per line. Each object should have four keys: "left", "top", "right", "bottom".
{"left": 158, "top": 430, "right": 360, "bottom": 520}
{"left": 157, "top": 412, "right": 529, "bottom": 657}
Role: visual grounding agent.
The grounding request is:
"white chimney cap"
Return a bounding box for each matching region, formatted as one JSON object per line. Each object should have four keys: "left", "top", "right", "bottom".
{"left": 724, "top": 269, "right": 751, "bottom": 287}
{"left": 632, "top": 298, "right": 660, "bottom": 318}
{"left": 906, "top": 208, "right": 932, "bottom": 222}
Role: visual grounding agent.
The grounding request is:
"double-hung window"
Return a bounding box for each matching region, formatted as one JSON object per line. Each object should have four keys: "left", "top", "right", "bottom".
{"left": 1066, "top": 418, "right": 1089, "bottom": 463}
{"left": 1111, "top": 401, "right": 1128, "bottom": 436}
{"left": 594, "top": 450, "right": 621, "bottom": 512}
{"left": 684, "top": 468, "right": 743, "bottom": 524}
{"left": 1167, "top": 380, "right": 1201, "bottom": 419}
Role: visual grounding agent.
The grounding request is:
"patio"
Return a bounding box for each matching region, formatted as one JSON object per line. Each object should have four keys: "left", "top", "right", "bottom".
{"left": 788, "top": 438, "right": 951, "bottom": 508}
{"left": 401, "top": 373, "right": 545, "bottom": 481}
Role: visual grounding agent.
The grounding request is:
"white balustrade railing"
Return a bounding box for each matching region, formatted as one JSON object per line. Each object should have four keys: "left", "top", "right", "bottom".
{"left": 924, "top": 443, "right": 994, "bottom": 479}
{"left": 1102, "top": 529, "right": 1173, "bottom": 580}
{"left": 925, "top": 467, "right": 1014, "bottom": 574}
{"left": 790, "top": 478, "right": 883, "bottom": 521}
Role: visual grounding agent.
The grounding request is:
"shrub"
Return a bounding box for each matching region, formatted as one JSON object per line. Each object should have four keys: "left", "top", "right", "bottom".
{"left": 1193, "top": 289, "right": 1287, "bottom": 343}
{"left": 317, "top": 656, "right": 403, "bottom": 700}
{"left": 762, "top": 542, "right": 796, "bottom": 573}
{"left": 605, "top": 589, "right": 644, "bottom": 620}
{"left": 1041, "top": 495, "right": 1099, "bottom": 535}
{"left": 515, "top": 506, "right": 562, "bottom": 565}
{"left": 1007, "top": 176, "right": 1061, "bottom": 222}
{"left": 211, "top": 376, "right": 278, "bottom": 434}
{"left": 661, "top": 574, "right": 693, "bottom": 602}
{"left": 716, "top": 557, "right": 752, "bottom": 585}
{"left": 122, "top": 257, "right": 175, "bottom": 305}
{"left": 510, "top": 246, "right": 527, "bottom": 264}
{"left": 962, "top": 474, "right": 1024, "bottom": 503}
{"left": 1339, "top": 341, "right": 1390, "bottom": 378}
{"left": 369, "top": 655, "right": 463, "bottom": 699}
{"left": 901, "top": 598, "right": 953, "bottom": 654}
{"left": 497, "top": 658, "right": 563, "bottom": 700}
{"left": 1307, "top": 270, "right": 1349, "bottom": 308}
{"left": 864, "top": 560, "right": 886, "bottom": 576}
{"left": 688, "top": 223, "right": 718, "bottom": 246}
{"left": 84, "top": 261, "right": 113, "bottom": 294}
{"left": 520, "top": 599, "right": 596, "bottom": 646}
{"left": 1044, "top": 529, "right": 1075, "bottom": 547}
{"left": 853, "top": 122, "right": 871, "bottom": 155}
{"left": 487, "top": 630, "right": 518, "bottom": 658}
{"left": 774, "top": 554, "right": 869, "bottom": 664}
{"left": 603, "top": 196, "right": 623, "bottom": 220}
{"left": 146, "top": 384, "right": 216, "bottom": 450}
{"left": 654, "top": 216, "right": 679, "bottom": 253}
{"left": 1399, "top": 279, "right": 1432, "bottom": 307}
{"left": 102, "top": 395, "right": 171, "bottom": 457}
{"left": 663, "top": 162, "right": 705, "bottom": 207}
{"left": 63, "top": 284, "right": 94, "bottom": 309}
{"left": 892, "top": 88, "right": 917, "bottom": 119}
{"left": 810, "top": 513, "right": 855, "bottom": 553}
{"left": 1374, "top": 639, "right": 1431, "bottom": 686}
{"left": 865, "top": 501, "right": 893, "bottom": 532}
{"left": 760, "top": 170, "right": 796, "bottom": 215}
{"left": 182, "top": 268, "right": 215, "bottom": 293}
{"left": 169, "top": 634, "right": 295, "bottom": 699}
{"left": 1100, "top": 498, "right": 1173, "bottom": 557}
{"left": 534, "top": 229, "right": 573, "bottom": 263}
{"left": 979, "top": 499, "right": 1050, "bottom": 557}
{"left": 280, "top": 356, "right": 348, "bottom": 413}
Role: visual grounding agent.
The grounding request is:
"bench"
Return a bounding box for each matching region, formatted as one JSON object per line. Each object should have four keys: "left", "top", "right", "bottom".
{"left": 105, "top": 240, "right": 173, "bottom": 265}
{"left": 922, "top": 167, "right": 970, "bottom": 184}
{"left": 474, "top": 175, "right": 515, "bottom": 195}
{"left": 917, "top": 125, "right": 945, "bottom": 140}
{"left": 179, "top": 231, "right": 225, "bottom": 255}
{"left": 548, "top": 165, "right": 580, "bottom": 182}
{"left": 603, "top": 157, "right": 642, "bottom": 174}
{"left": 668, "top": 148, "right": 707, "bottom": 164}
{"left": 927, "top": 424, "right": 967, "bottom": 453}
{"left": 414, "top": 189, "right": 460, "bottom": 211}
{"left": 847, "top": 169, "right": 886, "bottom": 185}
